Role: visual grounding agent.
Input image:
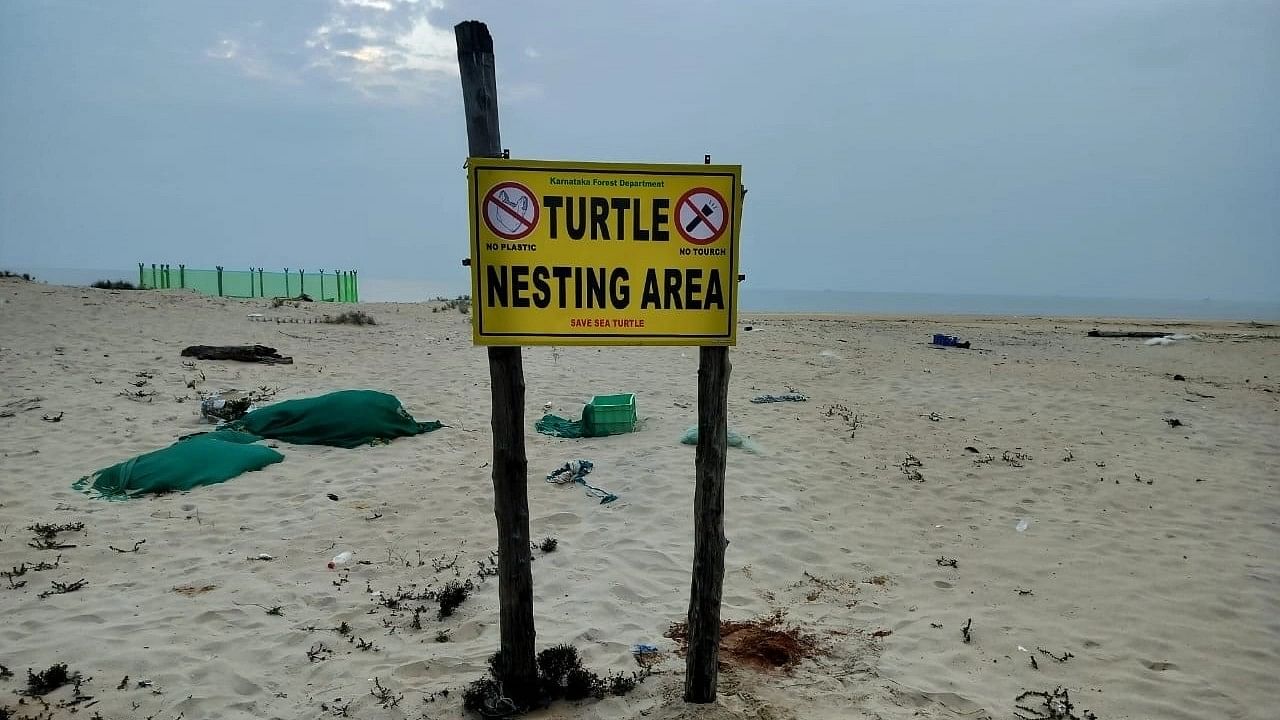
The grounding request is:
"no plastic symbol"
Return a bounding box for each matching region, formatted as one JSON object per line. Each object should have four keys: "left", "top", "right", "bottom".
{"left": 483, "top": 181, "right": 540, "bottom": 240}
{"left": 676, "top": 187, "right": 729, "bottom": 245}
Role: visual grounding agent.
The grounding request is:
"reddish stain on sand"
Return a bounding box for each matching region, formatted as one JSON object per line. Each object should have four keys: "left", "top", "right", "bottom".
{"left": 666, "top": 612, "right": 823, "bottom": 671}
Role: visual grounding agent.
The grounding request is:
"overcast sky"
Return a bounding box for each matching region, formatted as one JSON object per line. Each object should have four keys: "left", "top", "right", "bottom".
{"left": 1, "top": 0, "right": 1277, "bottom": 301}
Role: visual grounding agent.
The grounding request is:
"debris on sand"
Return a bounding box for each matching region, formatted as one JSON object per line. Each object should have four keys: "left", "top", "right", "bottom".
{"left": 1014, "top": 686, "right": 1098, "bottom": 719}
{"left": 899, "top": 453, "right": 924, "bottom": 482}
{"left": 180, "top": 345, "right": 293, "bottom": 365}
{"left": 1087, "top": 329, "right": 1167, "bottom": 338}
{"left": 666, "top": 611, "right": 823, "bottom": 671}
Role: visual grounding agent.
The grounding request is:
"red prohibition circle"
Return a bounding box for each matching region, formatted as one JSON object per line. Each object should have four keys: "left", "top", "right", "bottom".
{"left": 482, "top": 181, "right": 540, "bottom": 240}
{"left": 675, "top": 186, "right": 729, "bottom": 246}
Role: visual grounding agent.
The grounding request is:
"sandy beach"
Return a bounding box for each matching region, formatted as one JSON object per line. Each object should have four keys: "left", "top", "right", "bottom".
{"left": 2, "top": 278, "right": 1277, "bottom": 719}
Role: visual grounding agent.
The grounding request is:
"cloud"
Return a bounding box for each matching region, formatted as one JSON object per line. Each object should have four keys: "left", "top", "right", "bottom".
{"left": 206, "top": 32, "right": 296, "bottom": 82}
{"left": 503, "top": 80, "right": 544, "bottom": 105}
{"left": 210, "top": 0, "right": 457, "bottom": 103}
{"left": 207, "top": 38, "right": 238, "bottom": 61}
{"left": 306, "top": 12, "right": 456, "bottom": 101}
{"left": 339, "top": 0, "right": 395, "bottom": 10}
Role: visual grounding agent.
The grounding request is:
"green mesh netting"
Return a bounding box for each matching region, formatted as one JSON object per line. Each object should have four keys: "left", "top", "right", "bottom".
{"left": 74, "top": 430, "right": 284, "bottom": 498}
{"left": 260, "top": 273, "right": 290, "bottom": 298}
{"left": 138, "top": 267, "right": 356, "bottom": 301}
{"left": 221, "top": 270, "right": 254, "bottom": 298}
{"left": 228, "top": 390, "right": 443, "bottom": 448}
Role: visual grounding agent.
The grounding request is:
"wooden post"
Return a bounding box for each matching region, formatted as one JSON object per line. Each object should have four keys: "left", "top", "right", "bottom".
{"left": 684, "top": 345, "right": 731, "bottom": 702}
{"left": 456, "top": 19, "right": 539, "bottom": 706}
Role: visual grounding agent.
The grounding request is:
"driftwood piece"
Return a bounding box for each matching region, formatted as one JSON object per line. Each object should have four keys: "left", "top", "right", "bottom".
{"left": 180, "top": 345, "right": 293, "bottom": 364}
{"left": 1086, "top": 330, "right": 1170, "bottom": 338}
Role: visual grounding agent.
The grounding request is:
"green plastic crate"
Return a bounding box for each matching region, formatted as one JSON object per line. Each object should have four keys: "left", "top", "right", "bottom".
{"left": 582, "top": 393, "right": 636, "bottom": 437}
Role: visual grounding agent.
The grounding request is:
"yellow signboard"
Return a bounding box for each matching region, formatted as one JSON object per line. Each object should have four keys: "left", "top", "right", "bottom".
{"left": 467, "top": 158, "right": 742, "bottom": 346}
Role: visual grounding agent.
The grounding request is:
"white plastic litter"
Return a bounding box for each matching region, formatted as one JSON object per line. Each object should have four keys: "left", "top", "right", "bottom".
{"left": 1015, "top": 518, "right": 1030, "bottom": 532}
{"left": 1145, "top": 333, "right": 1201, "bottom": 346}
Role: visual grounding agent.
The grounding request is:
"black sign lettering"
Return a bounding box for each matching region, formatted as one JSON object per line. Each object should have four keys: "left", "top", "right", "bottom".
{"left": 552, "top": 265, "right": 572, "bottom": 309}
{"left": 590, "top": 197, "right": 610, "bottom": 240}
{"left": 566, "top": 196, "right": 586, "bottom": 239}
{"left": 611, "top": 197, "right": 630, "bottom": 240}
{"left": 610, "top": 268, "right": 629, "bottom": 309}
{"left": 705, "top": 269, "right": 724, "bottom": 310}
{"left": 639, "top": 269, "right": 657, "bottom": 309}
{"left": 685, "top": 268, "right": 703, "bottom": 310}
{"left": 511, "top": 265, "right": 530, "bottom": 308}
{"left": 543, "top": 196, "right": 562, "bottom": 238}
{"left": 632, "top": 198, "right": 649, "bottom": 240}
{"left": 487, "top": 265, "right": 508, "bottom": 307}
{"left": 487, "top": 264, "right": 727, "bottom": 313}
{"left": 663, "top": 269, "right": 683, "bottom": 309}
{"left": 531, "top": 266, "right": 551, "bottom": 308}
{"left": 540, "top": 196, "right": 672, "bottom": 241}
{"left": 652, "top": 198, "right": 670, "bottom": 241}
{"left": 585, "top": 266, "right": 607, "bottom": 308}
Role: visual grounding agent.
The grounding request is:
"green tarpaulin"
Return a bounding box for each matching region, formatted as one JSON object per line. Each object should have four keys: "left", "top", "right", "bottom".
{"left": 228, "top": 390, "right": 443, "bottom": 448}
{"left": 535, "top": 413, "right": 587, "bottom": 438}
{"left": 74, "top": 430, "right": 284, "bottom": 498}
{"left": 75, "top": 391, "right": 443, "bottom": 497}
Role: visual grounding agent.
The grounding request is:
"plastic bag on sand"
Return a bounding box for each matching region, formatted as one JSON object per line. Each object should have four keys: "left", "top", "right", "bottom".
{"left": 679, "top": 425, "right": 759, "bottom": 452}
{"left": 200, "top": 392, "right": 255, "bottom": 423}
{"left": 1145, "top": 333, "right": 1200, "bottom": 346}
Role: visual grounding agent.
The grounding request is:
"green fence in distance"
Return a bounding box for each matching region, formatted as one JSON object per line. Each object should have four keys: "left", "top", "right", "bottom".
{"left": 137, "top": 264, "right": 358, "bottom": 302}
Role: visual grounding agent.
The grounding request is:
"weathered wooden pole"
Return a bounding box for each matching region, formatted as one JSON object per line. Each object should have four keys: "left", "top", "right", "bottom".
{"left": 685, "top": 342, "right": 731, "bottom": 702}
{"left": 455, "top": 19, "right": 539, "bottom": 706}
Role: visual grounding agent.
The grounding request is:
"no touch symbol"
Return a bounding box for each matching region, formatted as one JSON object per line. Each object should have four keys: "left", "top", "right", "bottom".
{"left": 676, "top": 187, "right": 729, "bottom": 245}
{"left": 484, "top": 182, "right": 539, "bottom": 240}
